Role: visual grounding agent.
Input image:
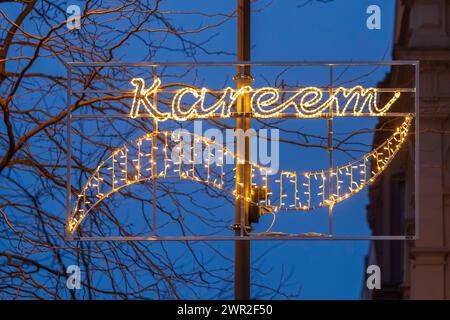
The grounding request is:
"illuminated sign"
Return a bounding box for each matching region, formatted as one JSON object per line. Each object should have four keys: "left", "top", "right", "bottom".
{"left": 129, "top": 77, "right": 401, "bottom": 121}
{"left": 66, "top": 61, "right": 418, "bottom": 241}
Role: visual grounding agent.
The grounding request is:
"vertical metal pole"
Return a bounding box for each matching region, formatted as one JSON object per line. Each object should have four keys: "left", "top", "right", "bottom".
{"left": 66, "top": 65, "right": 73, "bottom": 240}
{"left": 328, "top": 65, "right": 334, "bottom": 237}
{"left": 152, "top": 67, "right": 158, "bottom": 237}
{"left": 234, "top": 0, "right": 251, "bottom": 300}
{"left": 414, "top": 61, "right": 420, "bottom": 240}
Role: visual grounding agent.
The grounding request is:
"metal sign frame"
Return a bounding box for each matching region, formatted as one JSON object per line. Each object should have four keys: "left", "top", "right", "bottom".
{"left": 66, "top": 60, "right": 419, "bottom": 241}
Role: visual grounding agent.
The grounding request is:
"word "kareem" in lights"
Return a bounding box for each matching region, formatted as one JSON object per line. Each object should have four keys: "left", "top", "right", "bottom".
{"left": 129, "top": 77, "right": 401, "bottom": 121}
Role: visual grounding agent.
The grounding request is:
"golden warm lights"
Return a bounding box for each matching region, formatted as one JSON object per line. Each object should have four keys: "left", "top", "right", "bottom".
{"left": 129, "top": 77, "right": 401, "bottom": 121}
{"left": 68, "top": 116, "right": 411, "bottom": 233}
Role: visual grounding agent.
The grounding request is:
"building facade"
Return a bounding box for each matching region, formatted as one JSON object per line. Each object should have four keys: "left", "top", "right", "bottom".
{"left": 364, "top": 0, "right": 450, "bottom": 299}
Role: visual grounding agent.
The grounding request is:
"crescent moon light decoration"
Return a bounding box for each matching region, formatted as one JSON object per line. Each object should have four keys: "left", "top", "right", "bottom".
{"left": 68, "top": 77, "right": 412, "bottom": 234}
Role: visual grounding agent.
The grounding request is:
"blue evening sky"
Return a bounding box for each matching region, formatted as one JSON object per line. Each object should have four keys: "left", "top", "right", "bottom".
{"left": 148, "top": 0, "right": 396, "bottom": 299}
{"left": 249, "top": 0, "right": 396, "bottom": 299}
{"left": 1, "top": 0, "right": 397, "bottom": 299}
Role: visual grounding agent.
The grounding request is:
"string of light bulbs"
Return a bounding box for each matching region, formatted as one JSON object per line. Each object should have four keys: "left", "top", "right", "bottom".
{"left": 69, "top": 116, "right": 411, "bottom": 233}
{"left": 129, "top": 77, "right": 402, "bottom": 121}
